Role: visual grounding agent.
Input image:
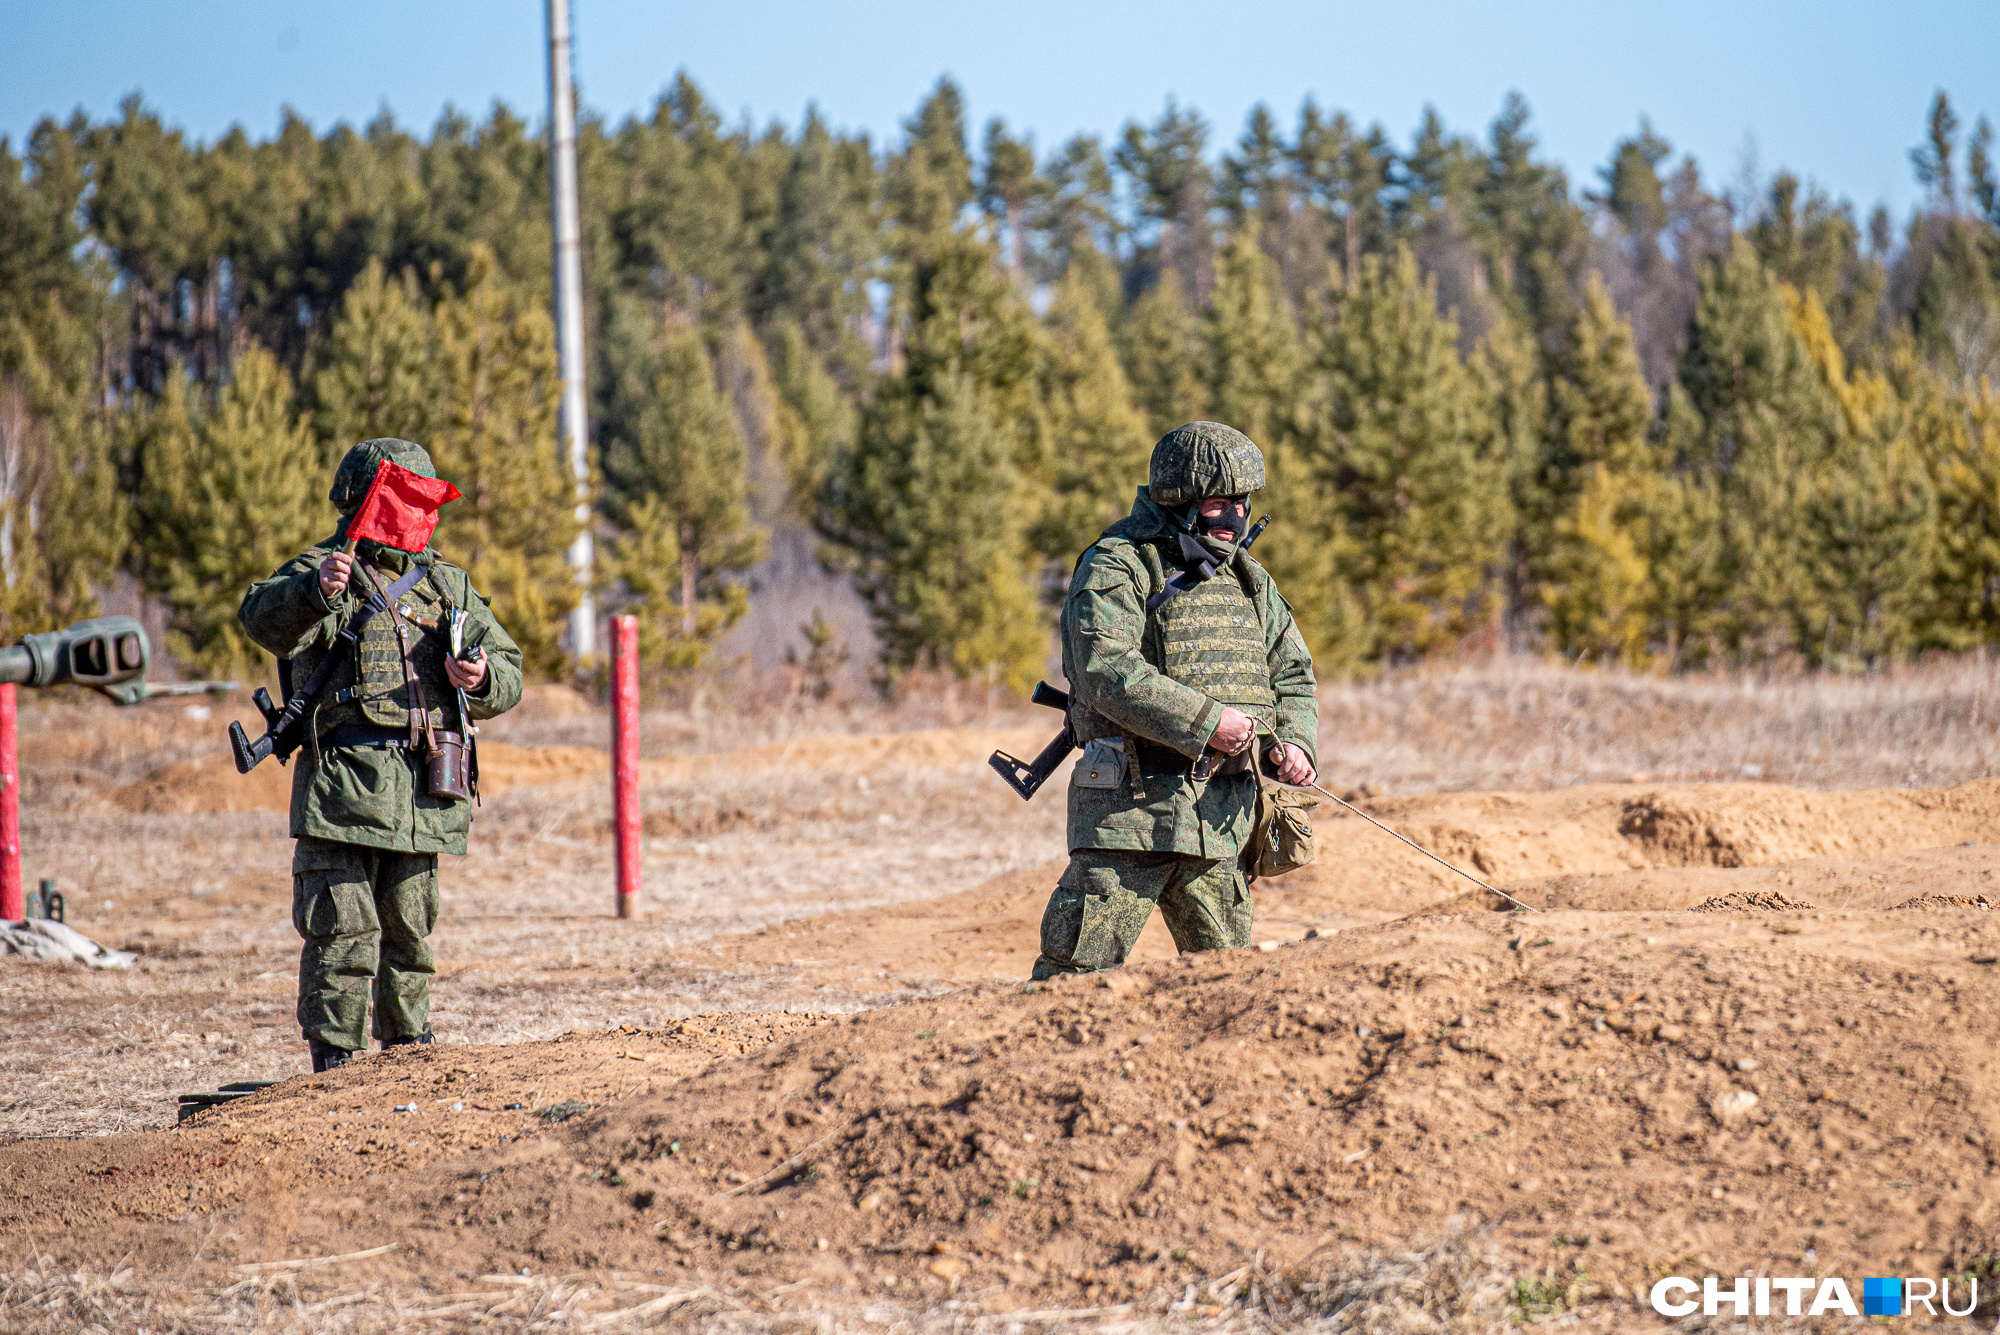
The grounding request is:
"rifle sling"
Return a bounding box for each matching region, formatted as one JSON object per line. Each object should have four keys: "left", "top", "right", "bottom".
{"left": 268, "top": 562, "right": 429, "bottom": 748}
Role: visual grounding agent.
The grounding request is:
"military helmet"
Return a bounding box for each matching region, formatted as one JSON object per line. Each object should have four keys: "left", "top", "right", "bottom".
{"left": 330, "top": 438, "right": 439, "bottom": 514}
{"left": 1147, "top": 422, "right": 1266, "bottom": 507}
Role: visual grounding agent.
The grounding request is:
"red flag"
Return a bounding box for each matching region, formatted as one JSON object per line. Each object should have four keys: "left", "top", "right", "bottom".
{"left": 345, "top": 460, "right": 461, "bottom": 552}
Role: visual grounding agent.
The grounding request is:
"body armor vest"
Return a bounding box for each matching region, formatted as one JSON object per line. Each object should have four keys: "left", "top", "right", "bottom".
{"left": 301, "top": 560, "right": 460, "bottom": 736}
{"left": 1151, "top": 551, "right": 1276, "bottom": 729}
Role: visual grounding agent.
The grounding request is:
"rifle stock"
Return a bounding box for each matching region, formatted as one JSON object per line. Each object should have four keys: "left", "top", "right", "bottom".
{"left": 988, "top": 681, "right": 1074, "bottom": 800}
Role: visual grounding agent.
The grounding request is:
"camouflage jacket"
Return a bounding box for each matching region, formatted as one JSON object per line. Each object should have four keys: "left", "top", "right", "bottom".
{"left": 1060, "top": 488, "right": 1318, "bottom": 859}
{"left": 238, "top": 534, "right": 523, "bottom": 856}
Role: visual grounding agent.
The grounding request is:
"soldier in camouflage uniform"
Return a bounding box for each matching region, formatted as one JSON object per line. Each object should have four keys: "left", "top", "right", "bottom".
{"left": 1031, "top": 422, "right": 1318, "bottom": 979}
{"left": 239, "top": 438, "right": 523, "bottom": 1072}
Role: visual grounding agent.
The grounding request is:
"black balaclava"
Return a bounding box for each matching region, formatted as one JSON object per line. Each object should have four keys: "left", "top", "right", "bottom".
{"left": 1165, "top": 495, "right": 1250, "bottom": 580}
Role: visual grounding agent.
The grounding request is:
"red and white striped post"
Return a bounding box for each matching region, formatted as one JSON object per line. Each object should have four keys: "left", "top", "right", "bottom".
{"left": 0, "top": 684, "right": 20, "bottom": 922}
{"left": 610, "top": 615, "right": 641, "bottom": 919}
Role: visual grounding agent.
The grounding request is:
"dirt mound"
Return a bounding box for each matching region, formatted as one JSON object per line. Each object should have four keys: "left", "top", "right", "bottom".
{"left": 688, "top": 809, "right": 2000, "bottom": 999}
{"left": 636, "top": 726, "right": 1046, "bottom": 786}
{"left": 474, "top": 741, "right": 604, "bottom": 794}
{"left": 109, "top": 749, "right": 292, "bottom": 814}
{"left": 1348, "top": 778, "right": 2000, "bottom": 886}
{"left": 1894, "top": 892, "right": 1995, "bottom": 910}
{"left": 1690, "top": 890, "right": 1818, "bottom": 912}
{"left": 514, "top": 683, "right": 596, "bottom": 719}
{"left": 10, "top": 908, "right": 2000, "bottom": 1326}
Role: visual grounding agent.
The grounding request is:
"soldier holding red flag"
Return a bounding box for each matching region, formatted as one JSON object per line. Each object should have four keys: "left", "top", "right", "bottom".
{"left": 240, "top": 438, "right": 523, "bottom": 1072}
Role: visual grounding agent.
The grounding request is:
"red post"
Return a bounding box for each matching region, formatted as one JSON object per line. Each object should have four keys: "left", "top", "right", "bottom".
{"left": 611, "top": 615, "right": 641, "bottom": 919}
{"left": 0, "top": 684, "right": 19, "bottom": 922}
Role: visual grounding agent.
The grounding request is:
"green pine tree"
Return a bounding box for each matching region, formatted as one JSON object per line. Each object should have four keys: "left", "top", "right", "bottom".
{"left": 715, "top": 318, "right": 784, "bottom": 520}
{"left": 821, "top": 232, "right": 1044, "bottom": 690}
{"left": 1539, "top": 465, "right": 1652, "bottom": 664}
{"left": 885, "top": 78, "right": 975, "bottom": 263}
{"left": 1920, "top": 360, "right": 2000, "bottom": 644}
{"left": 427, "top": 248, "right": 583, "bottom": 677}
{"left": 137, "top": 346, "right": 320, "bottom": 676}
{"left": 1202, "top": 221, "right": 1303, "bottom": 448}
{"left": 1030, "top": 269, "right": 1151, "bottom": 563}
{"left": 1635, "top": 389, "right": 1729, "bottom": 666}
{"left": 1783, "top": 294, "right": 1937, "bottom": 664}
{"left": 0, "top": 298, "right": 127, "bottom": 638}
{"left": 979, "top": 118, "right": 1041, "bottom": 284}
{"left": 310, "top": 257, "right": 435, "bottom": 459}
{"left": 1533, "top": 273, "right": 1657, "bottom": 661}
{"left": 1675, "top": 238, "right": 1845, "bottom": 656}
{"left": 601, "top": 301, "right": 765, "bottom": 667}
{"left": 1472, "top": 310, "right": 1547, "bottom": 616}
{"left": 1800, "top": 414, "right": 1937, "bottom": 665}
{"left": 1122, "top": 275, "right": 1204, "bottom": 438}
{"left": 1546, "top": 274, "right": 1655, "bottom": 486}
{"left": 764, "top": 319, "right": 856, "bottom": 524}
{"left": 1288, "top": 246, "right": 1511, "bottom": 671}
{"left": 824, "top": 368, "right": 1043, "bottom": 691}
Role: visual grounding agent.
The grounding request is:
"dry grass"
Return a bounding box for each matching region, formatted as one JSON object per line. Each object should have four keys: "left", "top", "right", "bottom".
{"left": 0, "top": 1225, "right": 1577, "bottom": 1334}
{"left": 1315, "top": 653, "right": 2000, "bottom": 794}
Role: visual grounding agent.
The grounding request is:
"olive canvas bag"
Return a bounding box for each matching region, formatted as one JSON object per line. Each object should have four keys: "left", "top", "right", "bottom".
{"left": 1245, "top": 723, "right": 1318, "bottom": 879}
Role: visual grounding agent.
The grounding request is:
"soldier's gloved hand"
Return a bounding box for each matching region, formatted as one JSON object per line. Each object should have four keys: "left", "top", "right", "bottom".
{"left": 1270, "top": 743, "right": 1316, "bottom": 786}
{"left": 318, "top": 550, "right": 354, "bottom": 599}
{"left": 1209, "top": 707, "right": 1256, "bottom": 756}
{"left": 446, "top": 649, "right": 488, "bottom": 692}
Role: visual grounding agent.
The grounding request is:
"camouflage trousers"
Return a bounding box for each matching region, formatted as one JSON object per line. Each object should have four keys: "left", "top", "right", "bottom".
{"left": 1030, "top": 849, "right": 1251, "bottom": 980}
{"left": 291, "top": 836, "right": 439, "bottom": 1051}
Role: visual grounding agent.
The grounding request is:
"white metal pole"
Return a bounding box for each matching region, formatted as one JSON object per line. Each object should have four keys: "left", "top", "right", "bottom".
{"left": 547, "top": 0, "right": 595, "bottom": 660}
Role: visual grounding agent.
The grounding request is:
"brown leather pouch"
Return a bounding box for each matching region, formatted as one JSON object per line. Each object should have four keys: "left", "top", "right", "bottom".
{"left": 424, "top": 731, "right": 472, "bottom": 802}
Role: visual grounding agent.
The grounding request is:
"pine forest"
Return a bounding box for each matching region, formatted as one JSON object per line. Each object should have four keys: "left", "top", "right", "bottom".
{"left": 4, "top": 77, "right": 2000, "bottom": 689}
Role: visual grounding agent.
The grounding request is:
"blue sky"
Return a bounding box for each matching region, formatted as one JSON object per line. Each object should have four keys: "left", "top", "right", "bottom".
{"left": 6, "top": 0, "right": 1996, "bottom": 218}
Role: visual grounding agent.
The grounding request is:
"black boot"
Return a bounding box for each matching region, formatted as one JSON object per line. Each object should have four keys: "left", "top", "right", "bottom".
{"left": 383, "top": 1030, "right": 434, "bottom": 1049}
{"left": 309, "top": 1039, "right": 354, "bottom": 1073}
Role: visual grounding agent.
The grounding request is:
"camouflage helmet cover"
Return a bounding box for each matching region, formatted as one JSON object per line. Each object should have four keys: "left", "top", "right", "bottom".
{"left": 1147, "top": 421, "right": 1266, "bottom": 507}
{"left": 329, "top": 438, "right": 439, "bottom": 514}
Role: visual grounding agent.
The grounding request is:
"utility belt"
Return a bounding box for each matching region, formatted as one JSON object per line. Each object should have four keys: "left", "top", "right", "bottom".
{"left": 1133, "top": 738, "right": 1252, "bottom": 776}
{"left": 323, "top": 724, "right": 457, "bottom": 750}
{"left": 321, "top": 724, "right": 475, "bottom": 802}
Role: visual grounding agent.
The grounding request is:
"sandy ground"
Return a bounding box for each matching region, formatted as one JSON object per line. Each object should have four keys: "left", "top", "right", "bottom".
{"left": 7, "top": 663, "right": 2000, "bottom": 1330}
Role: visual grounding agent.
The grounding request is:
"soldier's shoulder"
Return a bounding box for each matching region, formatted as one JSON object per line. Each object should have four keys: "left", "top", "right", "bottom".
{"left": 423, "top": 557, "right": 485, "bottom": 600}
{"left": 272, "top": 542, "right": 335, "bottom": 578}
{"left": 1071, "top": 535, "right": 1149, "bottom": 590}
